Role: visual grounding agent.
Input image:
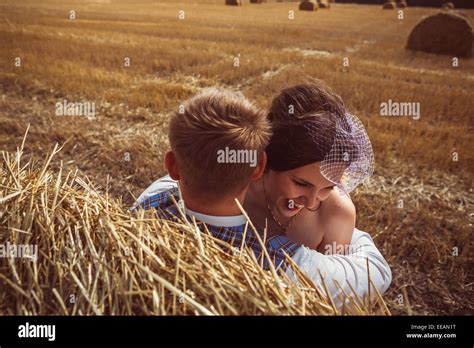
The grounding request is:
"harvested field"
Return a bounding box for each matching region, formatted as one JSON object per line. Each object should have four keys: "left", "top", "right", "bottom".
{"left": 0, "top": 0, "right": 473, "bottom": 315}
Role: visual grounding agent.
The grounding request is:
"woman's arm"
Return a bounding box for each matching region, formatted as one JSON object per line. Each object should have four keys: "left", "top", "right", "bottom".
{"left": 285, "top": 228, "right": 392, "bottom": 307}
{"left": 129, "top": 175, "right": 178, "bottom": 211}
{"left": 316, "top": 188, "right": 356, "bottom": 254}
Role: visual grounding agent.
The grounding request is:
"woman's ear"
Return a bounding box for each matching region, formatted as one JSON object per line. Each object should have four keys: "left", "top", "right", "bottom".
{"left": 250, "top": 152, "right": 267, "bottom": 181}
{"left": 164, "top": 151, "right": 181, "bottom": 181}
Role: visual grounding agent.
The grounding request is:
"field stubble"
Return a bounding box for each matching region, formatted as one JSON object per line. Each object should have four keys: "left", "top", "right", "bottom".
{"left": 0, "top": 0, "right": 472, "bottom": 315}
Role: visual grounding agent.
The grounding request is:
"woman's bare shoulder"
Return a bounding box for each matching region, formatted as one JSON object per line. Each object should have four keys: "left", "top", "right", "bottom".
{"left": 322, "top": 188, "right": 356, "bottom": 218}
{"left": 317, "top": 188, "right": 356, "bottom": 252}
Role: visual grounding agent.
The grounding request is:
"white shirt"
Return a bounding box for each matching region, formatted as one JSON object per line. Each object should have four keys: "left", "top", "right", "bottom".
{"left": 132, "top": 176, "right": 392, "bottom": 306}
{"left": 285, "top": 230, "right": 392, "bottom": 308}
{"left": 131, "top": 175, "right": 247, "bottom": 227}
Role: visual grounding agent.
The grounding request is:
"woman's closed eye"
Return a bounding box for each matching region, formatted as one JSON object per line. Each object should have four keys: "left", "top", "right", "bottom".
{"left": 292, "top": 179, "right": 309, "bottom": 187}
{"left": 293, "top": 179, "right": 335, "bottom": 191}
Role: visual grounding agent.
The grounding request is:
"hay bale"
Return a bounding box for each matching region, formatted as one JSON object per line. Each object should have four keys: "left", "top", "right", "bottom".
{"left": 225, "top": 0, "right": 242, "bottom": 5}
{"left": 442, "top": 2, "right": 454, "bottom": 9}
{"left": 382, "top": 2, "right": 396, "bottom": 10}
{"left": 397, "top": 1, "right": 407, "bottom": 8}
{"left": 407, "top": 12, "right": 473, "bottom": 58}
{"left": 0, "top": 132, "right": 388, "bottom": 315}
{"left": 318, "top": 0, "right": 331, "bottom": 9}
{"left": 454, "top": 10, "right": 469, "bottom": 19}
{"left": 250, "top": 0, "right": 266, "bottom": 3}
{"left": 299, "top": 0, "right": 317, "bottom": 11}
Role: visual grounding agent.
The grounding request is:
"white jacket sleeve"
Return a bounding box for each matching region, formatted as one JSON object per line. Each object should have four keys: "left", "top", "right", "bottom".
{"left": 129, "top": 175, "right": 178, "bottom": 211}
{"left": 285, "top": 228, "right": 392, "bottom": 307}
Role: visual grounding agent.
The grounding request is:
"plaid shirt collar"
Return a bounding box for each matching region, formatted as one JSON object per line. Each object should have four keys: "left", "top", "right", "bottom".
{"left": 133, "top": 187, "right": 301, "bottom": 271}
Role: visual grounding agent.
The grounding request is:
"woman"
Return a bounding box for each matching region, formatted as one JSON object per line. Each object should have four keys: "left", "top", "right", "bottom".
{"left": 132, "top": 83, "right": 391, "bottom": 302}
{"left": 244, "top": 80, "right": 374, "bottom": 254}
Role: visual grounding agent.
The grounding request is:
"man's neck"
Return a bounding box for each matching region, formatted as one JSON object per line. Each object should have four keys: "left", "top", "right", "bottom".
{"left": 181, "top": 190, "right": 246, "bottom": 217}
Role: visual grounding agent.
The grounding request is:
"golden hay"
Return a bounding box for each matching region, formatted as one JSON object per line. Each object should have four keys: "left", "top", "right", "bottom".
{"left": 0, "top": 130, "right": 388, "bottom": 315}
{"left": 442, "top": 2, "right": 454, "bottom": 9}
{"left": 1, "top": 0, "right": 472, "bottom": 317}
{"left": 382, "top": 2, "right": 396, "bottom": 9}
{"left": 299, "top": 1, "right": 318, "bottom": 11}
{"left": 397, "top": 1, "right": 407, "bottom": 8}
{"left": 318, "top": 0, "right": 331, "bottom": 9}
{"left": 406, "top": 12, "right": 473, "bottom": 58}
{"left": 226, "top": 0, "right": 242, "bottom": 6}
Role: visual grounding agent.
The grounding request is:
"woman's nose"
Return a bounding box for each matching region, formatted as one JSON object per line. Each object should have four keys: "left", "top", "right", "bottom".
{"left": 304, "top": 189, "right": 329, "bottom": 210}
{"left": 304, "top": 193, "right": 320, "bottom": 210}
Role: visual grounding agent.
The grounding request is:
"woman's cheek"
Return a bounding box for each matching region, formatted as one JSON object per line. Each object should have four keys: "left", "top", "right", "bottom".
{"left": 278, "top": 185, "right": 299, "bottom": 201}
{"left": 318, "top": 188, "right": 334, "bottom": 201}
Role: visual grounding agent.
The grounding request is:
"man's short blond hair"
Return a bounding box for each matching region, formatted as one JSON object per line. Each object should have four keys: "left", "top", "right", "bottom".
{"left": 169, "top": 88, "right": 270, "bottom": 199}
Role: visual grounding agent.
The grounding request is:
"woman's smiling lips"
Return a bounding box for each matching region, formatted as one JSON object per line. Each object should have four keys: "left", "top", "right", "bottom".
{"left": 286, "top": 199, "right": 304, "bottom": 211}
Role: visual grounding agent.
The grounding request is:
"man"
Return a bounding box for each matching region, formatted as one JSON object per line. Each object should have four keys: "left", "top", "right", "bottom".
{"left": 131, "top": 88, "right": 392, "bottom": 306}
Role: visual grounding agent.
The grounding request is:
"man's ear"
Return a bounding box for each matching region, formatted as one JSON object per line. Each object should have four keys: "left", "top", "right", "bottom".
{"left": 164, "top": 151, "right": 180, "bottom": 181}
{"left": 250, "top": 152, "right": 267, "bottom": 181}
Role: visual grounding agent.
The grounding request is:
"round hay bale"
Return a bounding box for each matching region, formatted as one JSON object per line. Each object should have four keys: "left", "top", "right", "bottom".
{"left": 406, "top": 12, "right": 473, "bottom": 58}
{"left": 318, "top": 0, "right": 331, "bottom": 9}
{"left": 397, "top": 1, "right": 407, "bottom": 8}
{"left": 299, "top": 1, "right": 317, "bottom": 11}
{"left": 225, "top": 0, "right": 242, "bottom": 5}
{"left": 382, "top": 2, "right": 396, "bottom": 10}
{"left": 454, "top": 11, "right": 469, "bottom": 19}
{"left": 442, "top": 2, "right": 454, "bottom": 10}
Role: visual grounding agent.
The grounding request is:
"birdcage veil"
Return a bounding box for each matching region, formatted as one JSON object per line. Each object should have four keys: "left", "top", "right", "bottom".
{"left": 303, "top": 112, "right": 374, "bottom": 193}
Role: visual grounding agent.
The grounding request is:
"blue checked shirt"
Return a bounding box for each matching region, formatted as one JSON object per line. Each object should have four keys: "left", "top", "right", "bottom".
{"left": 132, "top": 177, "right": 393, "bottom": 307}
{"left": 134, "top": 187, "right": 300, "bottom": 272}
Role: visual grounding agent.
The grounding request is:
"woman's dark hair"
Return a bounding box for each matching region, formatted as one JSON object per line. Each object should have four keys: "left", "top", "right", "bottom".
{"left": 266, "top": 80, "right": 357, "bottom": 172}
